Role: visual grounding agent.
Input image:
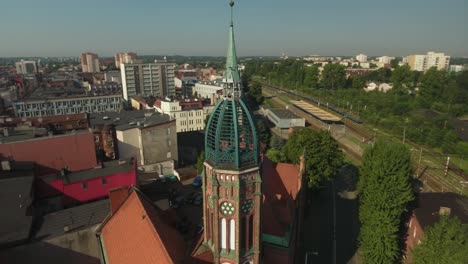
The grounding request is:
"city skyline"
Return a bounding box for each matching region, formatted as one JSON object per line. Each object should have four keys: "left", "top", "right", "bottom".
{"left": 0, "top": 0, "right": 466, "bottom": 57}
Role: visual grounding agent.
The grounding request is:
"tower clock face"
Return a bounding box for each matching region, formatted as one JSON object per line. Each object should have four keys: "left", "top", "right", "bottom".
{"left": 241, "top": 199, "right": 253, "bottom": 214}
{"left": 220, "top": 201, "right": 235, "bottom": 216}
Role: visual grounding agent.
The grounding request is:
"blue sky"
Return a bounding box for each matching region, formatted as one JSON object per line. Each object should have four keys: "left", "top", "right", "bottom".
{"left": 0, "top": 0, "right": 466, "bottom": 57}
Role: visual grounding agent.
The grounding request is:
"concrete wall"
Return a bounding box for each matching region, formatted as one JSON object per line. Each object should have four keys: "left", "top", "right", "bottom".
{"left": 140, "top": 121, "right": 178, "bottom": 165}
{"left": 116, "top": 128, "right": 143, "bottom": 165}
{"left": 45, "top": 225, "right": 101, "bottom": 259}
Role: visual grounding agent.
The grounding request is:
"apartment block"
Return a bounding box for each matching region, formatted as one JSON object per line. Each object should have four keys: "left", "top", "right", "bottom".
{"left": 15, "top": 60, "right": 38, "bottom": 74}
{"left": 13, "top": 94, "right": 122, "bottom": 118}
{"left": 120, "top": 62, "right": 175, "bottom": 100}
{"left": 408, "top": 51, "right": 450, "bottom": 71}
{"left": 81, "top": 52, "right": 100, "bottom": 73}
{"left": 356, "top": 54, "right": 368, "bottom": 63}
{"left": 154, "top": 98, "right": 214, "bottom": 133}
{"left": 114, "top": 52, "right": 138, "bottom": 68}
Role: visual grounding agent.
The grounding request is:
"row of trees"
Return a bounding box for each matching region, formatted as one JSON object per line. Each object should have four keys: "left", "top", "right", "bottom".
{"left": 246, "top": 60, "right": 468, "bottom": 157}
{"left": 358, "top": 141, "right": 414, "bottom": 263}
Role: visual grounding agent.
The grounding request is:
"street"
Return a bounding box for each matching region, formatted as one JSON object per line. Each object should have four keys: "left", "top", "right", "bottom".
{"left": 303, "top": 172, "right": 360, "bottom": 264}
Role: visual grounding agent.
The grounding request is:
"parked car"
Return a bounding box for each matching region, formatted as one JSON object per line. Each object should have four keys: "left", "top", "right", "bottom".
{"left": 192, "top": 175, "right": 202, "bottom": 187}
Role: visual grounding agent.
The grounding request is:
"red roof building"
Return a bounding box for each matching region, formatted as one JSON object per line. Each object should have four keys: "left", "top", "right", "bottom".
{"left": 0, "top": 130, "right": 97, "bottom": 176}
{"left": 36, "top": 159, "right": 137, "bottom": 206}
{"left": 97, "top": 187, "right": 186, "bottom": 264}
{"left": 404, "top": 192, "right": 468, "bottom": 263}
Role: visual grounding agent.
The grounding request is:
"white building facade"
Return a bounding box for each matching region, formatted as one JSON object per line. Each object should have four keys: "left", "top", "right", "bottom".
{"left": 408, "top": 52, "right": 450, "bottom": 71}
{"left": 15, "top": 60, "right": 38, "bottom": 74}
{"left": 356, "top": 54, "right": 368, "bottom": 63}
{"left": 193, "top": 82, "right": 223, "bottom": 104}
{"left": 157, "top": 99, "right": 214, "bottom": 133}
{"left": 13, "top": 95, "right": 122, "bottom": 118}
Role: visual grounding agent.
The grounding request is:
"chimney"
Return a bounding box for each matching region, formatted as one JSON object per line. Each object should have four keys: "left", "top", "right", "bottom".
{"left": 1, "top": 160, "right": 11, "bottom": 171}
{"left": 439, "top": 206, "right": 451, "bottom": 216}
{"left": 109, "top": 187, "right": 130, "bottom": 214}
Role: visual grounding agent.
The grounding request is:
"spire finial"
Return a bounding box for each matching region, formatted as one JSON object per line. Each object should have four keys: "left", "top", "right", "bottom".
{"left": 229, "top": 0, "right": 234, "bottom": 26}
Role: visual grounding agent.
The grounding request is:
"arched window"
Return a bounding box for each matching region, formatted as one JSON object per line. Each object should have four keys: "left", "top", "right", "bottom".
{"left": 221, "top": 218, "right": 227, "bottom": 249}
{"left": 230, "top": 219, "right": 235, "bottom": 250}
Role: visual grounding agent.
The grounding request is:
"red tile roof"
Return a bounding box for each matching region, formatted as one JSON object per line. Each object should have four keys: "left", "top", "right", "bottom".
{"left": 99, "top": 189, "right": 186, "bottom": 264}
{"left": 0, "top": 132, "right": 97, "bottom": 176}
{"left": 261, "top": 157, "right": 302, "bottom": 237}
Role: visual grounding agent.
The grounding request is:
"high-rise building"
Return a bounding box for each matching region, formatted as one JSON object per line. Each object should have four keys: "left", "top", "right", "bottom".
{"left": 356, "top": 54, "right": 368, "bottom": 63}
{"left": 407, "top": 51, "right": 450, "bottom": 71}
{"left": 15, "top": 60, "right": 38, "bottom": 74}
{"left": 120, "top": 62, "right": 175, "bottom": 100}
{"left": 80, "top": 52, "right": 100, "bottom": 73}
{"left": 114, "top": 52, "right": 138, "bottom": 68}
{"left": 377, "top": 56, "right": 395, "bottom": 64}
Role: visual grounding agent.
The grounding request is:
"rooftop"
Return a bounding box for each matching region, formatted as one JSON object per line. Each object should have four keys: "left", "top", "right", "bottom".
{"left": 0, "top": 163, "right": 35, "bottom": 247}
{"left": 42, "top": 159, "right": 134, "bottom": 184}
{"left": 291, "top": 100, "right": 342, "bottom": 122}
{"left": 18, "top": 87, "right": 121, "bottom": 102}
{"left": 34, "top": 199, "right": 110, "bottom": 240}
{"left": 0, "top": 127, "right": 90, "bottom": 144}
{"left": 414, "top": 192, "right": 468, "bottom": 229}
{"left": 268, "top": 108, "right": 301, "bottom": 120}
{"left": 98, "top": 188, "right": 186, "bottom": 264}
{"left": 89, "top": 110, "right": 172, "bottom": 131}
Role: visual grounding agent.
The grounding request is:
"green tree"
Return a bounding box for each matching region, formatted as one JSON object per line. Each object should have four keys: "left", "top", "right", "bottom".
{"left": 411, "top": 216, "right": 468, "bottom": 264}
{"left": 303, "top": 65, "right": 320, "bottom": 89}
{"left": 419, "top": 67, "right": 447, "bottom": 102}
{"left": 358, "top": 141, "right": 414, "bottom": 263}
{"left": 391, "top": 65, "right": 414, "bottom": 93}
{"left": 321, "top": 63, "right": 347, "bottom": 90}
{"left": 196, "top": 150, "right": 205, "bottom": 174}
{"left": 256, "top": 119, "right": 271, "bottom": 146}
{"left": 284, "top": 129, "right": 344, "bottom": 188}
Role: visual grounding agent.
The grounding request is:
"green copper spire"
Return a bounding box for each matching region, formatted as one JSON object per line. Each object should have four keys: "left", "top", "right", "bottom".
{"left": 204, "top": 1, "right": 259, "bottom": 170}
{"left": 223, "top": 0, "right": 241, "bottom": 98}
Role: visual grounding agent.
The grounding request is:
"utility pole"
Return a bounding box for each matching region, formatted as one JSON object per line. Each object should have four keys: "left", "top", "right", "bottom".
{"left": 403, "top": 127, "right": 406, "bottom": 144}
{"left": 444, "top": 156, "right": 450, "bottom": 177}
{"left": 417, "top": 148, "right": 423, "bottom": 177}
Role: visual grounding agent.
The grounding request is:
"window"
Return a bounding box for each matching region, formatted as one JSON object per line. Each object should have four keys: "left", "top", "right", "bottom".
{"left": 230, "top": 219, "right": 235, "bottom": 250}
{"left": 221, "top": 218, "right": 227, "bottom": 249}
{"left": 82, "top": 182, "right": 87, "bottom": 190}
{"left": 102, "top": 178, "right": 107, "bottom": 185}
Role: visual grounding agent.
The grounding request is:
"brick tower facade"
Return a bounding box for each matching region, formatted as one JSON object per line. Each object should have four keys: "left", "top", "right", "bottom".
{"left": 201, "top": 1, "right": 261, "bottom": 264}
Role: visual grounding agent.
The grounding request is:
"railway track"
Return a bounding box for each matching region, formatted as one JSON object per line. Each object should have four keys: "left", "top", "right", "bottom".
{"left": 262, "top": 84, "right": 467, "bottom": 195}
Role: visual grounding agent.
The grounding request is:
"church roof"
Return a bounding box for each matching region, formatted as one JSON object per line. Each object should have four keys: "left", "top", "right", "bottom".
{"left": 261, "top": 157, "right": 302, "bottom": 238}
{"left": 98, "top": 188, "right": 186, "bottom": 264}
{"left": 205, "top": 98, "right": 259, "bottom": 170}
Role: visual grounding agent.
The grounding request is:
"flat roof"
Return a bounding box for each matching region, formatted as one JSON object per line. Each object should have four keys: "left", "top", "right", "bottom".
{"left": 42, "top": 159, "right": 134, "bottom": 184}
{"left": 0, "top": 128, "right": 90, "bottom": 144}
{"left": 34, "top": 199, "right": 110, "bottom": 240}
{"left": 291, "top": 100, "right": 342, "bottom": 122}
{"left": 89, "top": 110, "right": 172, "bottom": 131}
{"left": 268, "top": 108, "right": 301, "bottom": 120}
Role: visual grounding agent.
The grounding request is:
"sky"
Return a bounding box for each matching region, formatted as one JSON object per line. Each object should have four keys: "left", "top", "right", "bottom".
{"left": 0, "top": 0, "right": 466, "bottom": 57}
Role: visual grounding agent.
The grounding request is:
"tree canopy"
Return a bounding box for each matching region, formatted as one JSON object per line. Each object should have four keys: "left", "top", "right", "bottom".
{"left": 411, "top": 216, "right": 468, "bottom": 264}
{"left": 282, "top": 128, "right": 344, "bottom": 188}
{"left": 358, "top": 141, "right": 414, "bottom": 263}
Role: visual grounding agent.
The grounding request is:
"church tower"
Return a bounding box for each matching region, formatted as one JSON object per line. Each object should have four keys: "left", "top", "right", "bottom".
{"left": 201, "top": 1, "right": 261, "bottom": 264}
